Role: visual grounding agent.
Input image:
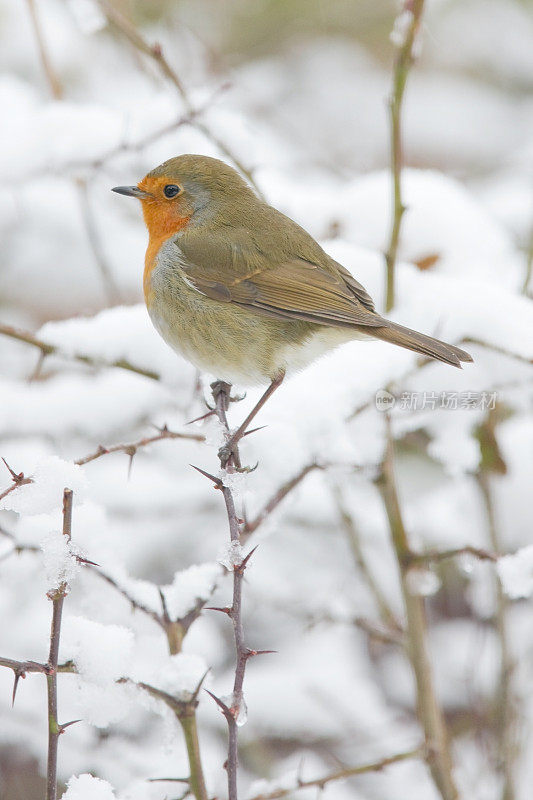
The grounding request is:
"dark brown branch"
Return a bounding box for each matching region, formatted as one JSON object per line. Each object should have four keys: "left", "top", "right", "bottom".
{"left": 45, "top": 489, "right": 73, "bottom": 800}
{"left": 247, "top": 746, "right": 424, "bottom": 800}
{"left": 0, "top": 322, "right": 160, "bottom": 380}
{"left": 75, "top": 426, "right": 205, "bottom": 466}
{"left": 207, "top": 380, "right": 273, "bottom": 800}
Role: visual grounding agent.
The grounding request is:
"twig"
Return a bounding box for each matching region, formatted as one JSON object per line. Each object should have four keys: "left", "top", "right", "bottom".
{"left": 97, "top": 0, "right": 188, "bottom": 102}
{"left": 96, "top": 0, "right": 261, "bottom": 196}
{"left": 375, "top": 419, "right": 458, "bottom": 800}
{"left": 242, "top": 462, "right": 321, "bottom": 537}
{"left": 0, "top": 322, "right": 160, "bottom": 380}
{"left": 409, "top": 545, "right": 497, "bottom": 565}
{"left": 475, "top": 412, "right": 516, "bottom": 799}
{"left": 331, "top": 483, "right": 401, "bottom": 630}
{"left": 76, "top": 178, "right": 121, "bottom": 303}
{"left": 247, "top": 746, "right": 424, "bottom": 800}
{"left": 25, "top": 0, "right": 63, "bottom": 99}
{"left": 384, "top": 0, "right": 425, "bottom": 311}
{"left": 460, "top": 337, "right": 533, "bottom": 366}
{"left": 45, "top": 488, "right": 73, "bottom": 800}
{"left": 118, "top": 676, "right": 208, "bottom": 800}
{"left": 0, "top": 458, "right": 33, "bottom": 502}
{"left": 75, "top": 426, "right": 205, "bottom": 466}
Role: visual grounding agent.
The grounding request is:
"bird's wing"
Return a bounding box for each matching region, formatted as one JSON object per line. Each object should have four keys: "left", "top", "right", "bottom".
{"left": 177, "top": 232, "right": 381, "bottom": 329}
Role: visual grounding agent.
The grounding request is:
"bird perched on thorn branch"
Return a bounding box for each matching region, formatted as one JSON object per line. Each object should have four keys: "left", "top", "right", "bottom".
{"left": 113, "top": 154, "right": 472, "bottom": 408}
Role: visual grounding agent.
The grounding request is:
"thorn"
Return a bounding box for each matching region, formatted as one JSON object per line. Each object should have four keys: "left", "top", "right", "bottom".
{"left": 12, "top": 670, "right": 25, "bottom": 705}
{"left": 205, "top": 606, "right": 232, "bottom": 616}
{"left": 126, "top": 447, "right": 136, "bottom": 479}
{"left": 59, "top": 719, "right": 82, "bottom": 733}
{"left": 1, "top": 458, "right": 24, "bottom": 483}
{"left": 204, "top": 689, "right": 231, "bottom": 718}
{"left": 243, "top": 425, "right": 267, "bottom": 438}
{"left": 76, "top": 556, "right": 100, "bottom": 567}
{"left": 159, "top": 587, "right": 170, "bottom": 623}
{"left": 190, "top": 464, "right": 222, "bottom": 488}
{"left": 246, "top": 649, "right": 277, "bottom": 658}
{"left": 186, "top": 409, "right": 216, "bottom": 425}
{"left": 237, "top": 545, "right": 259, "bottom": 572}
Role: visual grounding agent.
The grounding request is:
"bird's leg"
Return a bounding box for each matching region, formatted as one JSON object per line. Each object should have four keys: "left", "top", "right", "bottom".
{"left": 218, "top": 372, "right": 285, "bottom": 469}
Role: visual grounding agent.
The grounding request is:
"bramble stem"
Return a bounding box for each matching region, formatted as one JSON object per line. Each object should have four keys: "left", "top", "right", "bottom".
{"left": 384, "top": 0, "right": 425, "bottom": 311}
{"left": 45, "top": 489, "right": 73, "bottom": 800}
{"left": 376, "top": 422, "right": 458, "bottom": 800}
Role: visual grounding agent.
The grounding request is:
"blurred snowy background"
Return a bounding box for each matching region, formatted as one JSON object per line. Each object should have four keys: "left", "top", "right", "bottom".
{"left": 1, "top": 0, "right": 533, "bottom": 798}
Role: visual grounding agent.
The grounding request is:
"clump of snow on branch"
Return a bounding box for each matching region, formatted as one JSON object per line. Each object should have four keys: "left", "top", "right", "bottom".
{"left": 0, "top": 456, "right": 87, "bottom": 515}
{"left": 161, "top": 562, "right": 221, "bottom": 619}
{"left": 219, "top": 540, "right": 244, "bottom": 569}
{"left": 497, "top": 546, "right": 533, "bottom": 599}
{"left": 61, "top": 616, "right": 134, "bottom": 684}
{"left": 63, "top": 773, "right": 116, "bottom": 800}
{"left": 41, "top": 528, "right": 81, "bottom": 591}
{"left": 137, "top": 653, "right": 208, "bottom": 702}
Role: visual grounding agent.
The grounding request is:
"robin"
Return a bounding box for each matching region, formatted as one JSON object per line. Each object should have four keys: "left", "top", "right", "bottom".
{"left": 113, "top": 154, "right": 471, "bottom": 425}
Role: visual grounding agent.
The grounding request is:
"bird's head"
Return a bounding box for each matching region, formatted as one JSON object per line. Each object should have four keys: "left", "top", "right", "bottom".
{"left": 112, "top": 154, "right": 257, "bottom": 239}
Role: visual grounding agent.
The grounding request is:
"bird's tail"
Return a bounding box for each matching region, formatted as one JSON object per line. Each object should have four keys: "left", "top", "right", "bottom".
{"left": 368, "top": 319, "right": 473, "bottom": 368}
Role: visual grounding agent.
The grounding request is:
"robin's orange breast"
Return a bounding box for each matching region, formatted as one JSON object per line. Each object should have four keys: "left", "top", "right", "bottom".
{"left": 143, "top": 218, "right": 191, "bottom": 306}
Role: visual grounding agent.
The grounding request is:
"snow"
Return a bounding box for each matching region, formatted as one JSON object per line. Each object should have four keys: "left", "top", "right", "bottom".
{"left": 161, "top": 562, "right": 221, "bottom": 619}
{"left": 1, "top": 2, "right": 532, "bottom": 798}
{"left": 1, "top": 456, "right": 87, "bottom": 515}
{"left": 61, "top": 617, "right": 135, "bottom": 684}
{"left": 405, "top": 568, "right": 442, "bottom": 597}
{"left": 134, "top": 653, "right": 209, "bottom": 702}
{"left": 218, "top": 540, "right": 244, "bottom": 569}
{"left": 62, "top": 773, "right": 116, "bottom": 800}
{"left": 497, "top": 546, "right": 533, "bottom": 599}
{"left": 41, "top": 528, "right": 81, "bottom": 591}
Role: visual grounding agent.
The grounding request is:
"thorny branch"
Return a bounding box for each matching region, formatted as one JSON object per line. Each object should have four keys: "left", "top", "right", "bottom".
{"left": 74, "top": 425, "right": 205, "bottom": 466}
{"left": 45, "top": 488, "right": 73, "bottom": 800}
{"left": 0, "top": 426, "right": 204, "bottom": 504}
{"left": 199, "top": 380, "right": 277, "bottom": 800}
{"left": 246, "top": 746, "right": 424, "bottom": 800}
{"left": 384, "top": 0, "right": 426, "bottom": 311}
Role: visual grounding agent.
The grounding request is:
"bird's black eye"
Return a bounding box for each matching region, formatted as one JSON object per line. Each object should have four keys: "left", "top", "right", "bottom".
{"left": 163, "top": 184, "right": 181, "bottom": 199}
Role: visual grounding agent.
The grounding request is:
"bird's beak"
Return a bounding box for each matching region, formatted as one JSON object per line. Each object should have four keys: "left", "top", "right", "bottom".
{"left": 112, "top": 185, "right": 153, "bottom": 199}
